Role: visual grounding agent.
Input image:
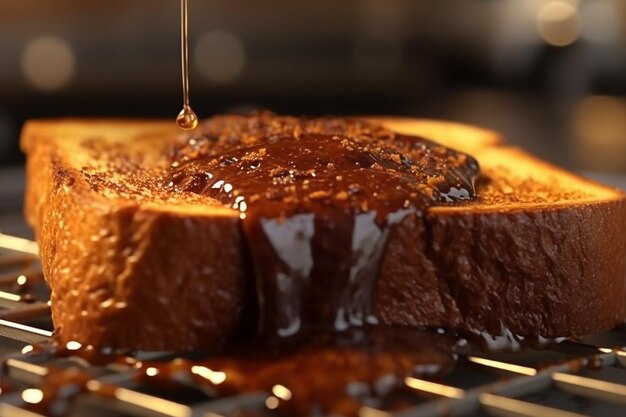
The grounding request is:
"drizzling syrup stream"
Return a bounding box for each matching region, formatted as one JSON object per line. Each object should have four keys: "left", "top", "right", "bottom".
{"left": 176, "top": 0, "right": 198, "bottom": 130}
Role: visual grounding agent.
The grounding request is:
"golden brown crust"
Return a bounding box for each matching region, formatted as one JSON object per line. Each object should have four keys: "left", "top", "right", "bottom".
{"left": 21, "top": 118, "right": 626, "bottom": 348}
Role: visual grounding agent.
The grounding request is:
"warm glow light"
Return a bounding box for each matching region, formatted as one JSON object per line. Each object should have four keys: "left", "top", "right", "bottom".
{"left": 113, "top": 387, "right": 190, "bottom": 416}
{"left": 66, "top": 341, "right": 82, "bottom": 351}
{"left": 404, "top": 377, "right": 465, "bottom": 399}
{"left": 468, "top": 356, "right": 537, "bottom": 376}
{"left": 265, "top": 395, "right": 280, "bottom": 410}
{"left": 272, "top": 384, "right": 292, "bottom": 401}
{"left": 21, "top": 345, "right": 34, "bottom": 355}
{"left": 87, "top": 380, "right": 103, "bottom": 392}
{"left": 536, "top": 1, "right": 580, "bottom": 47}
{"left": 480, "top": 393, "right": 557, "bottom": 416}
{"left": 598, "top": 347, "right": 613, "bottom": 353}
{"left": 0, "top": 290, "right": 21, "bottom": 302}
{"left": 553, "top": 372, "right": 626, "bottom": 398}
{"left": 16, "top": 275, "right": 27, "bottom": 286}
{"left": 22, "top": 388, "right": 44, "bottom": 404}
{"left": 191, "top": 365, "right": 226, "bottom": 385}
{"left": 195, "top": 31, "right": 246, "bottom": 84}
{"left": 145, "top": 367, "right": 159, "bottom": 377}
{"left": 21, "top": 36, "right": 76, "bottom": 91}
{"left": 0, "top": 233, "right": 39, "bottom": 255}
{"left": 0, "top": 319, "right": 53, "bottom": 338}
{"left": 359, "top": 407, "right": 393, "bottom": 417}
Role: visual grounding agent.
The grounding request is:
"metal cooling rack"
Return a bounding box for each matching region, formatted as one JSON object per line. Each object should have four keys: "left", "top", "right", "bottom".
{"left": 1, "top": 232, "right": 626, "bottom": 417}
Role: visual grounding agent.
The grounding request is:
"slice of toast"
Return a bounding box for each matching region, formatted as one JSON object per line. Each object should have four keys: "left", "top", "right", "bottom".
{"left": 21, "top": 117, "right": 626, "bottom": 350}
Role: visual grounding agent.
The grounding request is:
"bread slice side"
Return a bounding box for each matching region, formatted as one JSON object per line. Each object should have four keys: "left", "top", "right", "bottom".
{"left": 376, "top": 191, "right": 626, "bottom": 338}
{"left": 21, "top": 118, "right": 626, "bottom": 349}
{"left": 22, "top": 120, "right": 245, "bottom": 350}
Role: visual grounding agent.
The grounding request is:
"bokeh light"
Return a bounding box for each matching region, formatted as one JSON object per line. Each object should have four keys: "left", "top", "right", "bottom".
{"left": 573, "top": 96, "right": 626, "bottom": 170}
{"left": 536, "top": 1, "right": 581, "bottom": 47}
{"left": 21, "top": 36, "right": 76, "bottom": 91}
{"left": 194, "top": 31, "right": 246, "bottom": 84}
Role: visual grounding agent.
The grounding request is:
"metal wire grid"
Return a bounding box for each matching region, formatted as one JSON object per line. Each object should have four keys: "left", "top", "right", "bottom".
{"left": 1, "top": 233, "right": 626, "bottom": 417}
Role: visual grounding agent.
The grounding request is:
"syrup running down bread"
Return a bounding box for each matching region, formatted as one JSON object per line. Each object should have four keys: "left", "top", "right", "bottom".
{"left": 166, "top": 114, "right": 479, "bottom": 336}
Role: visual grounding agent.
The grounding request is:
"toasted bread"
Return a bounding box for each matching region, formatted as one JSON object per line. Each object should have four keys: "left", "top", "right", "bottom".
{"left": 21, "top": 117, "right": 626, "bottom": 350}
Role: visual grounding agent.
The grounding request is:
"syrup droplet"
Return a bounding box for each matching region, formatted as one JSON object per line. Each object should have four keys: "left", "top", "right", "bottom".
{"left": 177, "top": 105, "right": 198, "bottom": 130}
{"left": 177, "top": 0, "right": 198, "bottom": 130}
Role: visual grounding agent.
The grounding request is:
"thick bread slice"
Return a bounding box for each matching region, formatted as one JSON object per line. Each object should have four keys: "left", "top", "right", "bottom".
{"left": 21, "top": 118, "right": 626, "bottom": 350}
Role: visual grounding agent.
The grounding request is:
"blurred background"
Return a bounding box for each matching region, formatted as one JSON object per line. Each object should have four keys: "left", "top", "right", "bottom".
{"left": 0, "top": 0, "right": 625, "bottom": 219}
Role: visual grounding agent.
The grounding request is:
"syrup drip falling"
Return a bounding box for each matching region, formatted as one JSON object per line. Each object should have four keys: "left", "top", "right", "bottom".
{"left": 177, "top": 0, "right": 198, "bottom": 130}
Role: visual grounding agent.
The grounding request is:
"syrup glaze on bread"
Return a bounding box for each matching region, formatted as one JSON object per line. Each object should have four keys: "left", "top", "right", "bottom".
{"left": 166, "top": 113, "right": 479, "bottom": 336}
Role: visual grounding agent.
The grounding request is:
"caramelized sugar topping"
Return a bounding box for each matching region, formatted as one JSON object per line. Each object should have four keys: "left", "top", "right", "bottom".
{"left": 165, "top": 113, "right": 480, "bottom": 337}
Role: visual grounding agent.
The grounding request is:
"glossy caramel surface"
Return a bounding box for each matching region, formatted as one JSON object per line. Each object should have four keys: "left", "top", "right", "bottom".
{"left": 166, "top": 113, "right": 479, "bottom": 337}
